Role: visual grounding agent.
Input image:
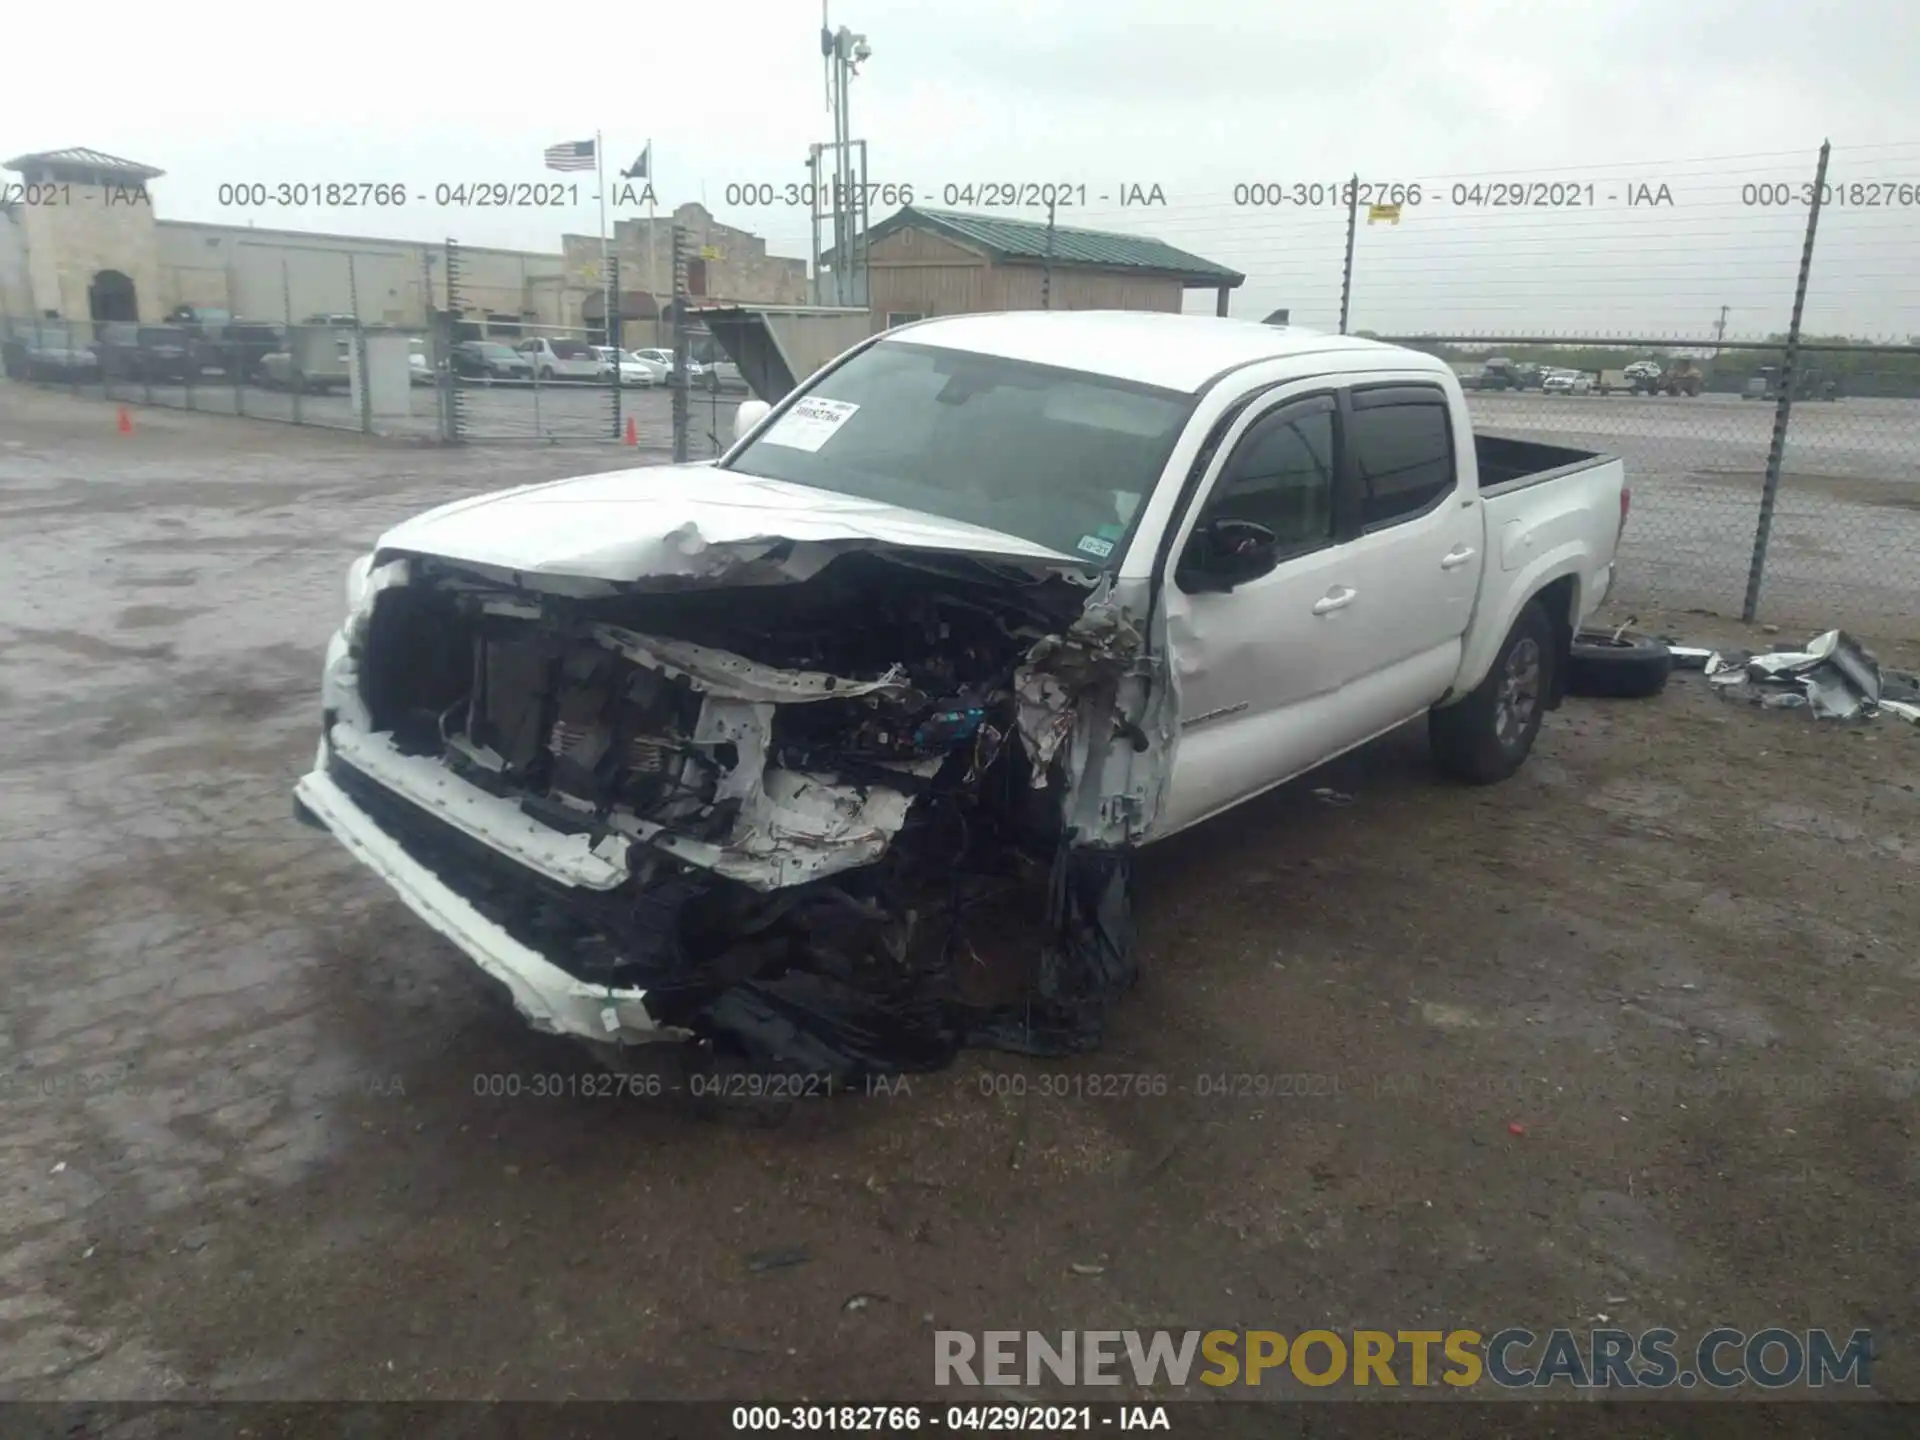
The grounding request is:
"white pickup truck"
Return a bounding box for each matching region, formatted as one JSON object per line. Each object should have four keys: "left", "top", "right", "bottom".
{"left": 294, "top": 312, "right": 1629, "bottom": 1082}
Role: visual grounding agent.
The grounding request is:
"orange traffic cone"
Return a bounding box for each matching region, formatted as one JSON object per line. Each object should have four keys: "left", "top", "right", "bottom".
{"left": 116, "top": 405, "right": 133, "bottom": 435}
{"left": 623, "top": 414, "right": 638, "bottom": 446}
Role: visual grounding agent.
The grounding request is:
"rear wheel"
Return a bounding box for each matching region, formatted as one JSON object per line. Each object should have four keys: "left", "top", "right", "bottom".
{"left": 1430, "top": 601, "right": 1555, "bottom": 784}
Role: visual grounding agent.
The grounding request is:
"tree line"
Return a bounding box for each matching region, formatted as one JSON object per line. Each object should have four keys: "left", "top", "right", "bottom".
{"left": 1363, "top": 334, "right": 1920, "bottom": 397}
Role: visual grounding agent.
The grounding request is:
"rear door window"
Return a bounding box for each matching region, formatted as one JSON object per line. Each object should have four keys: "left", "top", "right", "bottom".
{"left": 1346, "top": 390, "right": 1456, "bottom": 529}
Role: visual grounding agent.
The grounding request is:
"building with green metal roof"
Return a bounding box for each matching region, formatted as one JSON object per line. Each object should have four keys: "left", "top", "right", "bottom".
{"left": 822, "top": 205, "right": 1245, "bottom": 333}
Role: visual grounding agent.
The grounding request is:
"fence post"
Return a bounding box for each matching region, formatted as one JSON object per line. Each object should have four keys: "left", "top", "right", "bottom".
{"left": 226, "top": 266, "right": 243, "bottom": 417}
{"left": 282, "top": 260, "right": 301, "bottom": 427}
{"left": 443, "top": 240, "right": 464, "bottom": 444}
{"left": 1042, "top": 196, "right": 1056, "bottom": 311}
{"left": 1338, "top": 173, "right": 1359, "bottom": 335}
{"left": 671, "top": 225, "right": 690, "bottom": 464}
{"left": 609, "top": 253, "right": 623, "bottom": 444}
{"left": 1742, "top": 140, "right": 1830, "bottom": 623}
{"left": 348, "top": 255, "right": 371, "bottom": 435}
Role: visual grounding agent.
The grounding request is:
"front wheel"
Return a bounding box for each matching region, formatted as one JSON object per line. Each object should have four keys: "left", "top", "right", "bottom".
{"left": 1429, "top": 600, "right": 1555, "bottom": 785}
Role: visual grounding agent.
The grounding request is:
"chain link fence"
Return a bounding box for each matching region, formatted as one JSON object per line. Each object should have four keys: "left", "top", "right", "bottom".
{"left": 6, "top": 142, "right": 1916, "bottom": 631}
{"left": 1361, "top": 338, "right": 1920, "bottom": 636}
{"left": 1250, "top": 139, "right": 1920, "bottom": 637}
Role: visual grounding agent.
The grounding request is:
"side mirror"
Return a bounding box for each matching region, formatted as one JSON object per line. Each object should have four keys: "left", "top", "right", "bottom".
{"left": 1178, "top": 518, "right": 1281, "bottom": 594}
{"left": 732, "top": 399, "right": 772, "bottom": 445}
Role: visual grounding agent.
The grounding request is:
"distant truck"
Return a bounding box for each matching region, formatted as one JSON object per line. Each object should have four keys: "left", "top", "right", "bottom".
{"left": 1743, "top": 366, "right": 1839, "bottom": 402}
{"left": 259, "top": 326, "right": 354, "bottom": 394}
{"left": 1474, "top": 357, "right": 1542, "bottom": 392}
{"left": 1636, "top": 359, "right": 1703, "bottom": 397}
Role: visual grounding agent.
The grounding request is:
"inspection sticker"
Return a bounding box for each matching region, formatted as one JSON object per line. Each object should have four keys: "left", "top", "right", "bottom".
{"left": 1075, "top": 534, "right": 1116, "bottom": 559}
{"left": 760, "top": 397, "right": 860, "bottom": 452}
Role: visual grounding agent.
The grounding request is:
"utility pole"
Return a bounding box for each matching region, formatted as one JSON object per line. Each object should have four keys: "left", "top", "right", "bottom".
{"left": 1041, "top": 195, "right": 1056, "bottom": 311}
{"left": 1713, "top": 304, "right": 1729, "bottom": 356}
{"left": 818, "top": 6, "right": 872, "bottom": 308}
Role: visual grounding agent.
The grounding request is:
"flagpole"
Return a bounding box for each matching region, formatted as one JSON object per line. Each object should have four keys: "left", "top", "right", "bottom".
{"left": 596, "top": 130, "right": 609, "bottom": 346}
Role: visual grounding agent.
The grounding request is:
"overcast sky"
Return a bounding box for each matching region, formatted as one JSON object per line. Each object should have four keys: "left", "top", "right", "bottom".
{"left": 9, "top": 0, "right": 1919, "bottom": 338}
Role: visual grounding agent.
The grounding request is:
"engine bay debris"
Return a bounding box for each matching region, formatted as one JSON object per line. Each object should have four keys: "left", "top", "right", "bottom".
{"left": 328, "top": 545, "right": 1155, "bottom": 1086}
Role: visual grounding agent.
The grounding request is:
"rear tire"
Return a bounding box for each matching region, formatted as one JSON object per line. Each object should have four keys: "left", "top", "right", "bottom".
{"left": 1567, "top": 631, "right": 1673, "bottom": 699}
{"left": 1430, "top": 601, "right": 1555, "bottom": 785}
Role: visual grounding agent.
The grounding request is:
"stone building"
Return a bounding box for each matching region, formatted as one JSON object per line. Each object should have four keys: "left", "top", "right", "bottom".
{"left": 2, "top": 148, "right": 806, "bottom": 340}
{"left": 569, "top": 202, "right": 810, "bottom": 348}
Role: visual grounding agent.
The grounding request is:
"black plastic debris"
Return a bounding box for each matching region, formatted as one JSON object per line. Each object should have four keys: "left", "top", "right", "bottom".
{"left": 965, "top": 847, "right": 1137, "bottom": 1059}
{"left": 680, "top": 845, "right": 1138, "bottom": 1085}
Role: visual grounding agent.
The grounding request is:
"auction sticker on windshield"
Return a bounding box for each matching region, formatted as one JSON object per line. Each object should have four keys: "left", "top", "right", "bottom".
{"left": 761, "top": 397, "right": 860, "bottom": 452}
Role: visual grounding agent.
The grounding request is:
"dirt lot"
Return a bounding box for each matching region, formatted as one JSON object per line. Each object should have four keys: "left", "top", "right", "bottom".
{"left": 1, "top": 385, "right": 1917, "bottom": 1409}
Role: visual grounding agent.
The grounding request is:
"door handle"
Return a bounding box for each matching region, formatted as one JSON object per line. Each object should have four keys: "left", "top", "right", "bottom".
{"left": 1441, "top": 546, "right": 1477, "bottom": 569}
{"left": 1311, "top": 586, "right": 1356, "bottom": 615}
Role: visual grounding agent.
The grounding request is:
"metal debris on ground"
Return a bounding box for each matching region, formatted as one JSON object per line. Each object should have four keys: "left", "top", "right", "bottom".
{"left": 1696, "top": 630, "right": 1919, "bottom": 724}
{"left": 1665, "top": 646, "right": 1716, "bottom": 671}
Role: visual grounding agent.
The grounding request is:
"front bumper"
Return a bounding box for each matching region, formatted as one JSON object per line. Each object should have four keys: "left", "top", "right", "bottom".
{"left": 293, "top": 752, "right": 672, "bottom": 1047}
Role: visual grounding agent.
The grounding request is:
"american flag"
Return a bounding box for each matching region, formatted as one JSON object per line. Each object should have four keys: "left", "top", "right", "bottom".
{"left": 544, "top": 139, "right": 597, "bottom": 172}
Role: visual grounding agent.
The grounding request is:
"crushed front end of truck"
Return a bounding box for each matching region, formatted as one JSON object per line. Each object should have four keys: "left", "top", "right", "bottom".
{"left": 294, "top": 531, "right": 1168, "bottom": 1087}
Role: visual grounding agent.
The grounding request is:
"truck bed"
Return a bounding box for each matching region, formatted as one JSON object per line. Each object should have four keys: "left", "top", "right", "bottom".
{"left": 1474, "top": 433, "right": 1616, "bottom": 493}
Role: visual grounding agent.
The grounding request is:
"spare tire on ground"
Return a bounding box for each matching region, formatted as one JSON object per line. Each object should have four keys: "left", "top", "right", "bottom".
{"left": 1568, "top": 630, "right": 1674, "bottom": 699}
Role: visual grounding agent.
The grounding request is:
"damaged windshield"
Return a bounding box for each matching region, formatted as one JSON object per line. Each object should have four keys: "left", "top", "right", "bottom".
{"left": 725, "top": 341, "right": 1196, "bottom": 562}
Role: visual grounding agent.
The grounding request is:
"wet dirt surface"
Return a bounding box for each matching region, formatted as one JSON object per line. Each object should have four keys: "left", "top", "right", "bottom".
{"left": 1, "top": 385, "right": 1916, "bottom": 1405}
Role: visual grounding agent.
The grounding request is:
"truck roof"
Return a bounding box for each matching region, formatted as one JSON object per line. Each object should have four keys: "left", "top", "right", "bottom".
{"left": 886, "top": 310, "right": 1438, "bottom": 394}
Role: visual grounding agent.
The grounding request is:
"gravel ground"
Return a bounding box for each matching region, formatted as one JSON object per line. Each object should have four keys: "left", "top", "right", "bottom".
{"left": 1, "top": 385, "right": 1916, "bottom": 1410}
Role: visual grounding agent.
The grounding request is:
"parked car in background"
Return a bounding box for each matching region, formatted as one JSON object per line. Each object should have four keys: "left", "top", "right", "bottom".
{"left": 1474, "top": 357, "right": 1543, "bottom": 392}
{"left": 702, "top": 357, "right": 744, "bottom": 392}
{"left": 593, "top": 346, "right": 666, "bottom": 387}
{"left": 1541, "top": 370, "right": 1593, "bottom": 395}
{"left": 408, "top": 339, "right": 435, "bottom": 387}
{"left": 450, "top": 341, "right": 533, "bottom": 382}
{"left": 516, "top": 337, "right": 611, "bottom": 382}
{"left": 214, "top": 323, "right": 286, "bottom": 381}
{"left": 100, "top": 325, "right": 196, "bottom": 383}
{"left": 167, "top": 304, "right": 233, "bottom": 331}
{"left": 2, "top": 323, "right": 101, "bottom": 382}
{"left": 635, "top": 348, "right": 706, "bottom": 383}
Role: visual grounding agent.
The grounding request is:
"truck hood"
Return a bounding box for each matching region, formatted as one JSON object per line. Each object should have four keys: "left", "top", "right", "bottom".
{"left": 375, "top": 462, "right": 1084, "bottom": 583}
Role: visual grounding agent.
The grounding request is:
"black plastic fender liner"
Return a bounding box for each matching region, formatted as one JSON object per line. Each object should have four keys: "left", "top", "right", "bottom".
{"left": 688, "top": 845, "right": 1140, "bottom": 1079}
{"left": 965, "top": 845, "right": 1138, "bottom": 1059}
